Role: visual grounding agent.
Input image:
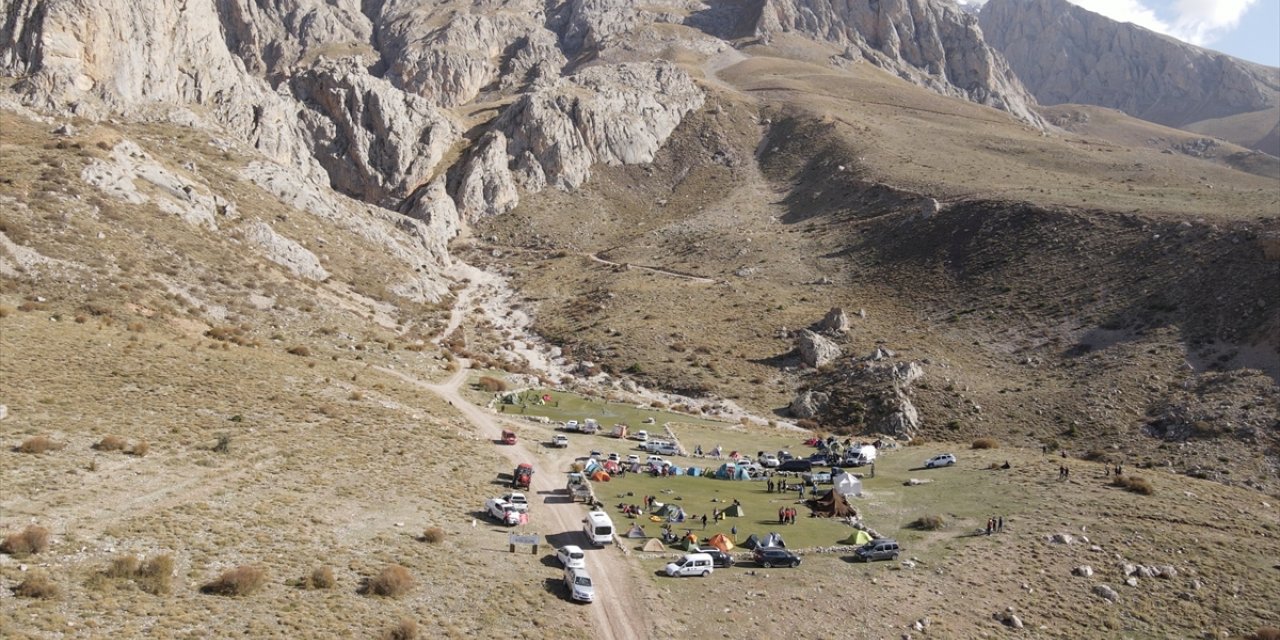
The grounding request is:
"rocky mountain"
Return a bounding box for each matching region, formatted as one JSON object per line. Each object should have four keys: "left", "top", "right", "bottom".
{"left": 979, "top": 0, "right": 1280, "bottom": 153}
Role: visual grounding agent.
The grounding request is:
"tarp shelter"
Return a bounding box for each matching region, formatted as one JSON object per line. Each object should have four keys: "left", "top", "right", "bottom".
{"left": 840, "top": 530, "right": 873, "bottom": 546}
{"left": 760, "top": 532, "right": 787, "bottom": 548}
{"left": 807, "top": 489, "right": 857, "bottom": 518}
{"left": 834, "top": 472, "right": 863, "bottom": 497}
{"left": 641, "top": 538, "right": 666, "bottom": 552}
{"left": 740, "top": 534, "right": 762, "bottom": 550}
{"left": 707, "top": 533, "right": 735, "bottom": 552}
{"left": 723, "top": 503, "right": 745, "bottom": 518}
{"left": 626, "top": 523, "right": 646, "bottom": 538}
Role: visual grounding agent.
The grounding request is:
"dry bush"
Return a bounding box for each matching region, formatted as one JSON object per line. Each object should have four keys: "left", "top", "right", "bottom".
{"left": 17, "top": 300, "right": 43, "bottom": 312}
{"left": 105, "top": 555, "right": 141, "bottom": 578}
{"left": 130, "top": 440, "right": 150, "bottom": 457}
{"left": 201, "top": 565, "right": 267, "bottom": 596}
{"left": 422, "top": 527, "right": 446, "bottom": 544}
{"left": 1112, "top": 475, "right": 1154, "bottom": 495}
{"left": 382, "top": 618, "right": 419, "bottom": 640}
{"left": 363, "top": 565, "right": 414, "bottom": 597}
{"left": 477, "top": 376, "right": 507, "bottom": 392}
{"left": 0, "top": 304, "right": 12, "bottom": 317}
{"left": 126, "top": 320, "right": 146, "bottom": 332}
{"left": 17, "top": 435, "right": 61, "bottom": 454}
{"left": 910, "top": 515, "right": 945, "bottom": 530}
{"left": 1246, "top": 628, "right": 1280, "bottom": 640}
{"left": 14, "top": 571, "right": 59, "bottom": 599}
{"left": 94, "top": 435, "right": 128, "bottom": 452}
{"left": 286, "top": 345, "right": 311, "bottom": 356}
{"left": 304, "top": 566, "right": 336, "bottom": 590}
{"left": 971, "top": 437, "right": 999, "bottom": 450}
{"left": 348, "top": 390, "right": 364, "bottom": 401}
{"left": 137, "top": 554, "right": 174, "bottom": 594}
{"left": 2, "top": 525, "right": 51, "bottom": 555}
{"left": 795, "top": 418, "right": 820, "bottom": 430}
{"left": 905, "top": 438, "right": 927, "bottom": 447}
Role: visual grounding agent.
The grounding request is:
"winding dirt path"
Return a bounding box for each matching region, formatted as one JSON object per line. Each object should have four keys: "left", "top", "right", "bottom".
{"left": 377, "top": 363, "right": 649, "bottom": 640}
{"left": 588, "top": 252, "right": 717, "bottom": 284}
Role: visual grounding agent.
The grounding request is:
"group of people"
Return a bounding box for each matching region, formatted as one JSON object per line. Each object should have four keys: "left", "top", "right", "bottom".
{"left": 620, "top": 503, "right": 644, "bottom": 517}
{"left": 1104, "top": 463, "right": 1123, "bottom": 476}
{"left": 985, "top": 516, "right": 1005, "bottom": 535}
{"left": 777, "top": 507, "right": 799, "bottom": 524}
{"left": 1057, "top": 465, "right": 1071, "bottom": 481}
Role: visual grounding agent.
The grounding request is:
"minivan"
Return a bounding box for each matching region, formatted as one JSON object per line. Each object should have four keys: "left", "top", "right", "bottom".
{"left": 854, "top": 539, "right": 901, "bottom": 562}
{"left": 664, "top": 552, "right": 714, "bottom": 577}
{"left": 582, "top": 511, "right": 615, "bottom": 547}
{"left": 564, "top": 567, "right": 595, "bottom": 603}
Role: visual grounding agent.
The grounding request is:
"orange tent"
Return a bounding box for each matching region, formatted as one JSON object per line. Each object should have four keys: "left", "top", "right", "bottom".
{"left": 707, "top": 533, "right": 735, "bottom": 552}
{"left": 590, "top": 470, "right": 611, "bottom": 482}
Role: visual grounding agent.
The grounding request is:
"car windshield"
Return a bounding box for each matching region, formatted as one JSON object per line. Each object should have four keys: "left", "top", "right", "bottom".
{"left": 574, "top": 576, "right": 592, "bottom": 587}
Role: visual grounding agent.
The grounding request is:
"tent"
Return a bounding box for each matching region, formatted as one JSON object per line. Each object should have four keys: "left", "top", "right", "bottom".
{"left": 687, "top": 467, "right": 703, "bottom": 477}
{"left": 707, "top": 533, "right": 735, "bottom": 552}
{"left": 714, "top": 463, "right": 750, "bottom": 481}
{"left": 834, "top": 472, "right": 863, "bottom": 497}
{"left": 590, "top": 470, "right": 611, "bottom": 482}
{"left": 641, "top": 538, "right": 666, "bottom": 552}
{"left": 603, "top": 460, "right": 621, "bottom": 474}
{"left": 723, "top": 503, "right": 745, "bottom": 518}
{"left": 655, "top": 504, "right": 687, "bottom": 523}
{"left": 740, "top": 533, "right": 762, "bottom": 550}
{"left": 840, "top": 530, "right": 873, "bottom": 546}
{"left": 668, "top": 465, "right": 684, "bottom": 476}
{"left": 584, "top": 460, "right": 602, "bottom": 475}
{"left": 807, "top": 489, "right": 857, "bottom": 518}
{"left": 760, "top": 532, "right": 787, "bottom": 548}
{"left": 612, "top": 424, "right": 628, "bottom": 439}
{"left": 625, "top": 523, "right": 646, "bottom": 538}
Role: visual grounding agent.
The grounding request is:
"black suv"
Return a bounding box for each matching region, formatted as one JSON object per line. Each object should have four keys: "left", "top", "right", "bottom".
{"left": 777, "top": 459, "right": 813, "bottom": 473}
{"left": 853, "top": 539, "right": 901, "bottom": 562}
{"left": 692, "top": 547, "right": 736, "bottom": 568}
{"left": 753, "top": 547, "right": 801, "bottom": 568}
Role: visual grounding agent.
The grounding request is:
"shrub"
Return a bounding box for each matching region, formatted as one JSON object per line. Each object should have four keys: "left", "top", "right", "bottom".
{"left": 363, "top": 565, "right": 413, "bottom": 597}
{"left": 286, "top": 345, "right": 311, "bottom": 357}
{"left": 1246, "top": 627, "right": 1280, "bottom": 640}
{"left": 14, "top": 571, "right": 59, "bottom": 599}
{"left": 304, "top": 566, "right": 336, "bottom": 590}
{"left": 905, "top": 438, "right": 926, "bottom": 447}
{"left": 971, "top": 437, "right": 999, "bottom": 450}
{"left": 105, "top": 555, "right": 141, "bottom": 578}
{"left": 94, "top": 435, "right": 128, "bottom": 452}
{"left": 213, "top": 434, "right": 231, "bottom": 454}
{"left": 126, "top": 321, "right": 146, "bottom": 332}
{"left": 2, "top": 525, "right": 51, "bottom": 555}
{"left": 1112, "top": 476, "right": 1154, "bottom": 495}
{"left": 17, "top": 435, "right": 60, "bottom": 454}
{"left": 910, "top": 515, "right": 945, "bottom": 530}
{"left": 0, "top": 304, "right": 12, "bottom": 317}
{"left": 383, "top": 618, "right": 418, "bottom": 640}
{"left": 137, "top": 554, "right": 174, "bottom": 594}
{"left": 130, "top": 440, "right": 150, "bottom": 457}
{"left": 476, "top": 376, "right": 507, "bottom": 392}
{"left": 422, "top": 527, "right": 446, "bottom": 544}
{"left": 201, "top": 565, "right": 266, "bottom": 596}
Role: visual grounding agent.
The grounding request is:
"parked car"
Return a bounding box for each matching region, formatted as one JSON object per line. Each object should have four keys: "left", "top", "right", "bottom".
{"left": 556, "top": 545, "right": 586, "bottom": 570}
{"left": 777, "top": 459, "right": 814, "bottom": 473}
{"left": 664, "top": 552, "right": 714, "bottom": 577}
{"left": 654, "top": 443, "right": 680, "bottom": 456}
{"left": 853, "top": 539, "right": 901, "bottom": 562}
{"left": 607, "top": 452, "right": 621, "bottom": 462}
{"left": 565, "top": 420, "right": 579, "bottom": 432}
{"left": 564, "top": 567, "right": 595, "bottom": 603}
{"left": 512, "top": 463, "right": 534, "bottom": 489}
{"left": 925, "top": 453, "right": 957, "bottom": 469}
{"left": 484, "top": 498, "right": 522, "bottom": 526}
{"left": 777, "top": 450, "right": 793, "bottom": 462}
{"left": 753, "top": 547, "right": 801, "bottom": 568}
{"left": 502, "top": 492, "right": 529, "bottom": 511}
{"left": 551, "top": 434, "right": 569, "bottom": 448}
{"left": 805, "top": 471, "right": 833, "bottom": 485}
{"left": 759, "top": 454, "right": 780, "bottom": 468}
{"left": 626, "top": 454, "right": 640, "bottom": 465}
{"left": 634, "top": 430, "right": 649, "bottom": 442}
{"left": 500, "top": 430, "right": 517, "bottom": 445}
{"left": 690, "top": 547, "right": 736, "bottom": 568}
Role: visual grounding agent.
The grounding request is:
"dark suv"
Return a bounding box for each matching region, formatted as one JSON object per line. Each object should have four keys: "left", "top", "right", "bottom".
{"left": 692, "top": 547, "right": 735, "bottom": 568}
{"left": 777, "top": 459, "right": 813, "bottom": 473}
{"left": 853, "top": 539, "right": 901, "bottom": 562}
{"left": 753, "top": 547, "right": 801, "bottom": 568}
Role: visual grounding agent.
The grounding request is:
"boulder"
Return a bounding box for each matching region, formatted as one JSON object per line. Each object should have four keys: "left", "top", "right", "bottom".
{"left": 1051, "top": 533, "right": 1075, "bottom": 545}
{"left": 797, "top": 330, "right": 841, "bottom": 368}
{"left": 789, "top": 390, "right": 831, "bottom": 419}
{"left": 816, "top": 307, "right": 850, "bottom": 334}
{"left": 1073, "top": 565, "right": 1094, "bottom": 577}
{"left": 1092, "top": 584, "right": 1119, "bottom": 603}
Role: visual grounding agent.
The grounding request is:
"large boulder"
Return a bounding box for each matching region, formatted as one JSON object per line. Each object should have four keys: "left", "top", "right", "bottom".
{"left": 789, "top": 390, "right": 831, "bottom": 419}
{"left": 879, "top": 391, "right": 920, "bottom": 438}
{"left": 797, "top": 330, "right": 841, "bottom": 368}
{"left": 815, "top": 307, "right": 850, "bottom": 334}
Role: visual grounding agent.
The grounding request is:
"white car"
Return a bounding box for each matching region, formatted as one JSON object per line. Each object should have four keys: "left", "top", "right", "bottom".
{"left": 925, "top": 453, "right": 958, "bottom": 469}
{"left": 634, "top": 430, "right": 649, "bottom": 442}
{"left": 484, "top": 498, "right": 522, "bottom": 526}
{"left": 607, "top": 452, "right": 620, "bottom": 462}
{"left": 565, "top": 567, "right": 595, "bottom": 603}
{"left": 551, "top": 434, "right": 569, "bottom": 448}
{"left": 502, "top": 492, "right": 529, "bottom": 511}
{"left": 760, "top": 454, "right": 780, "bottom": 468}
{"left": 557, "top": 545, "right": 586, "bottom": 570}
{"left": 626, "top": 454, "right": 640, "bottom": 465}
{"left": 654, "top": 443, "right": 680, "bottom": 456}
{"left": 565, "top": 420, "right": 579, "bottom": 432}
{"left": 646, "top": 455, "right": 665, "bottom": 467}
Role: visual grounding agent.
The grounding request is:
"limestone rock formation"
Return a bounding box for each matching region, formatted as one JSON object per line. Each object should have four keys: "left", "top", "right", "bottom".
{"left": 979, "top": 0, "right": 1280, "bottom": 131}
{"left": 816, "top": 307, "right": 850, "bottom": 335}
{"left": 244, "top": 222, "right": 330, "bottom": 282}
{"left": 756, "top": 0, "right": 1044, "bottom": 126}
{"left": 797, "top": 329, "right": 841, "bottom": 368}
{"left": 790, "top": 390, "right": 831, "bottom": 419}
{"left": 880, "top": 390, "right": 921, "bottom": 438}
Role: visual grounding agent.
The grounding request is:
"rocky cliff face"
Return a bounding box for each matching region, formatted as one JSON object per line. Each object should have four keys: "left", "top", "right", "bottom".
{"left": 979, "top": 0, "right": 1280, "bottom": 128}
{"left": 755, "top": 0, "right": 1043, "bottom": 126}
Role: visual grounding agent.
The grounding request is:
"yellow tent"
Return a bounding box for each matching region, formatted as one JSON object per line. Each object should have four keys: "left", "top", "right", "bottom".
{"left": 840, "top": 530, "right": 873, "bottom": 546}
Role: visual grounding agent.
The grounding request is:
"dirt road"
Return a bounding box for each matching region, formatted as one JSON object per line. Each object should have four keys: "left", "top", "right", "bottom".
{"left": 378, "top": 363, "right": 650, "bottom": 640}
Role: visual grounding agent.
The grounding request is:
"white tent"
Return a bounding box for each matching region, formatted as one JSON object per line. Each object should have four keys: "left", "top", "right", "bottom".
{"left": 857, "top": 445, "right": 877, "bottom": 463}
{"left": 834, "top": 471, "right": 863, "bottom": 497}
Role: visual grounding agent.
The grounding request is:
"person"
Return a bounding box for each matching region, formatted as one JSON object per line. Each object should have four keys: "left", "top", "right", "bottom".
{"left": 733, "top": 498, "right": 741, "bottom": 506}
{"left": 694, "top": 444, "right": 703, "bottom": 456}
{"left": 701, "top": 514, "right": 708, "bottom": 530}
{"left": 1000, "top": 460, "right": 1011, "bottom": 470}
{"left": 730, "top": 525, "right": 738, "bottom": 542}
{"left": 870, "top": 462, "right": 876, "bottom": 478}
{"left": 987, "top": 518, "right": 994, "bottom": 535}
{"left": 767, "top": 479, "right": 774, "bottom": 493}
{"left": 797, "top": 486, "right": 804, "bottom": 500}
{"left": 712, "top": 507, "right": 719, "bottom": 521}
{"left": 778, "top": 506, "right": 786, "bottom": 524}
{"left": 997, "top": 516, "right": 1004, "bottom": 532}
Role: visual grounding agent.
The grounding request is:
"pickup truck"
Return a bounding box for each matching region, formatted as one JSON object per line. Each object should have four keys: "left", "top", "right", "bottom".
{"left": 502, "top": 492, "right": 530, "bottom": 511}
{"left": 485, "top": 498, "right": 523, "bottom": 526}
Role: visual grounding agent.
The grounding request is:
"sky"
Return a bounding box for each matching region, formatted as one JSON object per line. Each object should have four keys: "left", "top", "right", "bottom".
{"left": 962, "top": 0, "right": 1280, "bottom": 67}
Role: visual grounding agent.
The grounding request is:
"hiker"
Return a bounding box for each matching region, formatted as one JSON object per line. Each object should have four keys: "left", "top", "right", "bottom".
{"left": 985, "top": 518, "right": 993, "bottom": 535}
{"left": 767, "top": 479, "right": 774, "bottom": 493}
{"left": 730, "top": 525, "right": 738, "bottom": 541}
{"left": 778, "top": 507, "right": 786, "bottom": 524}
{"left": 712, "top": 507, "right": 720, "bottom": 521}
{"left": 702, "top": 514, "right": 708, "bottom": 530}
{"left": 870, "top": 462, "right": 876, "bottom": 478}
{"left": 694, "top": 444, "right": 703, "bottom": 456}
{"left": 1115, "top": 464, "right": 1123, "bottom": 476}
{"left": 998, "top": 516, "right": 1004, "bottom": 532}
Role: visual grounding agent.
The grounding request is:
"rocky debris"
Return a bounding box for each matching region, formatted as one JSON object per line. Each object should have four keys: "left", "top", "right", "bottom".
{"left": 289, "top": 58, "right": 460, "bottom": 208}
{"left": 1073, "top": 565, "right": 1094, "bottom": 577}
{"left": 1157, "top": 565, "right": 1178, "bottom": 579}
{"left": 1125, "top": 577, "right": 1139, "bottom": 587}
{"left": 1092, "top": 584, "right": 1119, "bottom": 603}
{"left": 797, "top": 330, "right": 841, "bottom": 368}
{"left": 980, "top": 0, "right": 1279, "bottom": 135}
{"left": 815, "top": 307, "right": 850, "bottom": 334}
{"left": 756, "top": 0, "right": 1043, "bottom": 127}
{"left": 1050, "top": 533, "right": 1075, "bottom": 545}
{"left": 994, "top": 607, "right": 1023, "bottom": 629}
{"left": 81, "top": 140, "right": 222, "bottom": 229}
{"left": 244, "top": 222, "right": 330, "bottom": 282}
{"left": 789, "top": 390, "right": 831, "bottom": 419}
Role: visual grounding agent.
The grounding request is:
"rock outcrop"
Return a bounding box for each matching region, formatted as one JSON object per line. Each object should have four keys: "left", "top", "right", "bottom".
{"left": 790, "top": 390, "right": 831, "bottom": 419}
{"left": 797, "top": 329, "right": 842, "bottom": 368}
{"left": 979, "top": 0, "right": 1280, "bottom": 130}
{"left": 756, "top": 0, "right": 1044, "bottom": 126}
{"left": 815, "top": 307, "right": 850, "bottom": 335}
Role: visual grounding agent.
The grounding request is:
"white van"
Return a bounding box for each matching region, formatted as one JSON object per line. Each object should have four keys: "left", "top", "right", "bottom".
{"left": 664, "top": 552, "right": 714, "bottom": 577}
{"left": 582, "top": 511, "right": 615, "bottom": 547}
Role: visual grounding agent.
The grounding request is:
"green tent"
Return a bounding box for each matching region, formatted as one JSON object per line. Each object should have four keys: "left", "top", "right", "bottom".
{"left": 840, "top": 530, "right": 873, "bottom": 546}
{"left": 723, "top": 503, "right": 745, "bottom": 518}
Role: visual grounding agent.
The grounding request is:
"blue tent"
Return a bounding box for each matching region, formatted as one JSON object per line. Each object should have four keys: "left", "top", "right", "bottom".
{"left": 687, "top": 467, "right": 703, "bottom": 477}
{"left": 669, "top": 465, "right": 684, "bottom": 476}
{"left": 715, "top": 463, "right": 750, "bottom": 480}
